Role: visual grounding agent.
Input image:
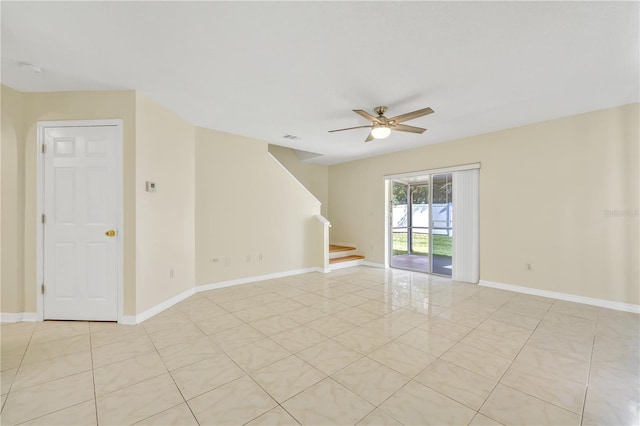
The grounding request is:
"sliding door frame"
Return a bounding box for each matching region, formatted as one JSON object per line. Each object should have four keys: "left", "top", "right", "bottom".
{"left": 384, "top": 163, "right": 480, "bottom": 279}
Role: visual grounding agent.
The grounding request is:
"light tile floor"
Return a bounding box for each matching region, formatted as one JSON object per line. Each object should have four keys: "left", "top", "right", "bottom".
{"left": 1, "top": 267, "right": 639, "bottom": 425}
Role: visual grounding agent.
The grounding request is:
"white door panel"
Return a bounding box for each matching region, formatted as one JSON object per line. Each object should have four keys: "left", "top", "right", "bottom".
{"left": 43, "top": 126, "right": 119, "bottom": 321}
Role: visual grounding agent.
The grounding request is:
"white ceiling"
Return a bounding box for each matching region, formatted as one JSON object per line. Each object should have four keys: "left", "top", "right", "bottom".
{"left": 2, "top": 1, "right": 638, "bottom": 165}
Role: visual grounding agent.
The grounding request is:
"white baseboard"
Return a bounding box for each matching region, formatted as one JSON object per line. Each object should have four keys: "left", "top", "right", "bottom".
{"left": 22, "top": 313, "right": 38, "bottom": 322}
{"left": 4, "top": 265, "right": 373, "bottom": 326}
{"left": 1, "top": 313, "right": 22, "bottom": 323}
{"left": 330, "top": 259, "right": 364, "bottom": 271}
{"left": 196, "top": 267, "right": 323, "bottom": 293}
{"left": 118, "top": 315, "right": 137, "bottom": 325}
{"left": 479, "top": 280, "right": 640, "bottom": 314}
{"left": 121, "top": 267, "right": 324, "bottom": 324}
{"left": 121, "top": 267, "right": 325, "bottom": 324}
{"left": 329, "top": 261, "right": 385, "bottom": 271}
{"left": 133, "top": 287, "right": 196, "bottom": 324}
{"left": 0, "top": 312, "right": 38, "bottom": 323}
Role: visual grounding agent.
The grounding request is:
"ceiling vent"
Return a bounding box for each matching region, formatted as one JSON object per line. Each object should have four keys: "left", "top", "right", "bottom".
{"left": 282, "top": 134, "right": 301, "bottom": 141}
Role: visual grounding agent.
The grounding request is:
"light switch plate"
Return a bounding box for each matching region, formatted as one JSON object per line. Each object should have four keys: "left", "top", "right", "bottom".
{"left": 146, "top": 181, "right": 156, "bottom": 192}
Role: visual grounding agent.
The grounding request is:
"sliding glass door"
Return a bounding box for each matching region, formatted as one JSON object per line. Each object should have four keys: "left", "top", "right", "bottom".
{"left": 390, "top": 181, "right": 431, "bottom": 271}
{"left": 391, "top": 181, "right": 410, "bottom": 268}
{"left": 431, "top": 174, "right": 452, "bottom": 276}
{"left": 389, "top": 174, "right": 452, "bottom": 276}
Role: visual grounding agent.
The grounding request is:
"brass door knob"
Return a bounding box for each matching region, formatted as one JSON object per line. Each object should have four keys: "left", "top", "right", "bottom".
{"left": 105, "top": 230, "right": 116, "bottom": 237}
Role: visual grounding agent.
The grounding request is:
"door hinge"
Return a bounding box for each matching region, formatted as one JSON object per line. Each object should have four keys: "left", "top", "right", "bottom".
{"left": 41, "top": 283, "right": 45, "bottom": 295}
{"left": 41, "top": 144, "right": 47, "bottom": 154}
{"left": 41, "top": 214, "right": 46, "bottom": 224}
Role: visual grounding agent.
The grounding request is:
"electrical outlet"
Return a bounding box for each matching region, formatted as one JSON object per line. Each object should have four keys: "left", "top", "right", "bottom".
{"left": 526, "top": 263, "right": 532, "bottom": 271}
{"left": 211, "top": 258, "right": 219, "bottom": 263}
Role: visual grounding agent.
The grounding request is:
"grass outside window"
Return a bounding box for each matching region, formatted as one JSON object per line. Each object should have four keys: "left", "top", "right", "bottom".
{"left": 392, "top": 232, "right": 452, "bottom": 257}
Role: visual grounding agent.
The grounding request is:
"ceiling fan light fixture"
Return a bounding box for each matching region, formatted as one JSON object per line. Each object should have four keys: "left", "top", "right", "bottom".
{"left": 328, "top": 105, "right": 433, "bottom": 142}
{"left": 371, "top": 125, "right": 391, "bottom": 139}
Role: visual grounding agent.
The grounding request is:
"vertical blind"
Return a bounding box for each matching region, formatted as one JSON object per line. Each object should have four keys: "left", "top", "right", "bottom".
{"left": 452, "top": 169, "right": 479, "bottom": 283}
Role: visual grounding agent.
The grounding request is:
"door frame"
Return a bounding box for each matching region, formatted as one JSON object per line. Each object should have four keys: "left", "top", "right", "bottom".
{"left": 36, "top": 119, "right": 124, "bottom": 322}
{"left": 387, "top": 179, "right": 436, "bottom": 275}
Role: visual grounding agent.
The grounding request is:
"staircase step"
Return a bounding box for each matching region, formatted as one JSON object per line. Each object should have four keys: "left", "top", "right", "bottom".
{"left": 329, "top": 255, "right": 365, "bottom": 264}
{"left": 329, "top": 245, "right": 355, "bottom": 253}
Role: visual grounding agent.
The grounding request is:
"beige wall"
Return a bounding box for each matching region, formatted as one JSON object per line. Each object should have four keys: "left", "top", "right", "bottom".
{"left": 268, "top": 145, "right": 329, "bottom": 217}
{"left": 135, "top": 93, "right": 195, "bottom": 313}
{"left": 329, "top": 103, "right": 639, "bottom": 305}
{"left": 1, "top": 86, "right": 138, "bottom": 314}
{"left": 196, "top": 128, "right": 322, "bottom": 285}
{"left": 3, "top": 82, "right": 636, "bottom": 316}
{"left": 1, "top": 86, "right": 25, "bottom": 313}
{"left": 23, "top": 90, "right": 138, "bottom": 315}
{"left": 1, "top": 85, "right": 325, "bottom": 318}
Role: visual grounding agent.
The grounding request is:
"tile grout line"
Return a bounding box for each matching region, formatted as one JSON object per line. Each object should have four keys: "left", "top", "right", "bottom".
{"left": 381, "top": 293, "right": 516, "bottom": 424}
{"left": 476, "top": 298, "right": 591, "bottom": 421}
{"left": 143, "top": 318, "right": 202, "bottom": 426}
{"left": 88, "top": 323, "right": 99, "bottom": 425}
{"left": 0, "top": 324, "right": 36, "bottom": 415}
{"left": 5, "top": 323, "right": 94, "bottom": 424}
{"left": 579, "top": 312, "right": 599, "bottom": 425}
{"left": 169, "top": 292, "right": 311, "bottom": 424}
{"left": 275, "top": 403, "right": 303, "bottom": 426}
{"left": 187, "top": 292, "right": 320, "bottom": 425}
{"left": 301, "top": 282, "right": 503, "bottom": 424}
{"left": 194, "top": 275, "right": 392, "bottom": 425}
{"left": 469, "top": 296, "right": 545, "bottom": 423}
{"left": 475, "top": 298, "right": 553, "bottom": 411}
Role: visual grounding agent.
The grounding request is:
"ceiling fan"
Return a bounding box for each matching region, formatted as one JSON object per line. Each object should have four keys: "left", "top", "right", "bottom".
{"left": 329, "top": 106, "right": 434, "bottom": 142}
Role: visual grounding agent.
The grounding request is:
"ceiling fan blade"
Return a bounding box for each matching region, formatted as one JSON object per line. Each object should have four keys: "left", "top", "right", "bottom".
{"left": 328, "top": 125, "right": 372, "bottom": 133}
{"left": 389, "top": 107, "right": 434, "bottom": 124}
{"left": 365, "top": 132, "right": 374, "bottom": 142}
{"left": 353, "top": 109, "right": 382, "bottom": 123}
{"left": 392, "top": 123, "right": 426, "bottom": 134}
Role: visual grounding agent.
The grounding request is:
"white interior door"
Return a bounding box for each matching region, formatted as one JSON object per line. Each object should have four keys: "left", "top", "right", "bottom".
{"left": 43, "top": 125, "right": 120, "bottom": 321}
